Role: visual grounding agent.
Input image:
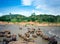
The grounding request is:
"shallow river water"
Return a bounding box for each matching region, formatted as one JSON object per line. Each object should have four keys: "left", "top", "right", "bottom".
{"left": 0, "top": 24, "right": 60, "bottom": 44}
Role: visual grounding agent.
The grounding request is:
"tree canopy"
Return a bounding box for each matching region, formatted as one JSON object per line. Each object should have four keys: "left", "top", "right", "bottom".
{"left": 0, "top": 13, "right": 60, "bottom": 23}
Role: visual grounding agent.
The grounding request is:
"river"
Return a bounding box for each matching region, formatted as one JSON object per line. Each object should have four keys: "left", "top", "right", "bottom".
{"left": 0, "top": 24, "right": 60, "bottom": 44}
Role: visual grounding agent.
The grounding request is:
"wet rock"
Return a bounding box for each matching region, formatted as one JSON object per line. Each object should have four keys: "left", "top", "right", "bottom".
{"left": 42, "top": 35, "right": 49, "bottom": 40}
{"left": 19, "top": 27, "right": 22, "bottom": 30}
{"left": 11, "top": 34, "right": 17, "bottom": 41}
{"left": 0, "top": 30, "right": 6, "bottom": 37}
{"left": 36, "top": 29, "right": 43, "bottom": 36}
{"left": 5, "top": 34, "right": 11, "bottom": 38}
{"left": 32, "top": 34, "right": 37, "bottom": 38}
{"left": 18, "top": 34, "right": 22, "bottom": 37}
{"left": 3, "top": 37, "right": 11, "bottom": 44}
{"left": 0, "top": 32, "right": 4, "bottom": 37}
{"left": 23, "top": 37, "right": 34, "bottom": 42}
{"left": 4, "top": 30, "right": 11, "bottom": 34}
{"left": 25, "top": 33, "right": 30, "bottom": 38}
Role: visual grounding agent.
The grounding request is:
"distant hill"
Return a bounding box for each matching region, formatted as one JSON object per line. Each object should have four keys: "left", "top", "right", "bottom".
{"left": 0, "top": 13, "right": 60, "bottom": 23}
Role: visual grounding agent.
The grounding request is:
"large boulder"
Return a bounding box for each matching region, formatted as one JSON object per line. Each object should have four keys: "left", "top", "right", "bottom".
{"left": 42, "top": 35, "right": 49, "bottom": 40}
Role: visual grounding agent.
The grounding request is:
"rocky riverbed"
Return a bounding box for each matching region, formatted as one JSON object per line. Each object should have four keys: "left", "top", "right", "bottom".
{"left": 0, "top": 24, "right": 60, "bottom": 44}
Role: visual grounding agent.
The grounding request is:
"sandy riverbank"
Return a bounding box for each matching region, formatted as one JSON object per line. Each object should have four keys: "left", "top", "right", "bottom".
{"left": 0, "top": 21, "right": 60, "bottom": 26}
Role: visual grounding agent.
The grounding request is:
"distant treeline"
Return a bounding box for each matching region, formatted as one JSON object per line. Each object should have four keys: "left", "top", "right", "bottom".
{"left": 0, "top": 13, "right": 60, "bottom": 23}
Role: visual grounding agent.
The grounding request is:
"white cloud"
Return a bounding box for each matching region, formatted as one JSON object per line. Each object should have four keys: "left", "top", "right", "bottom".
{"left": 32, "top": 0, "right": 60, "bottom": 15}
{"left": 0, "top": 13, "right": 3, "bottom": 16}
{"left": 22, "top": 0, "right": 33, "bottom": 6}
{"left": 19, "top": 11, "right": 31, "bottom": 16}
{"left": 35, "top": 11, "right": 43, "bottom": 15}
{"left": 36, "top": 5, "right": 47, "bottom": 10}
{"left": 11, "top": 10, "right": 31, "bottom": 16}
{"left": 35, "top": 4, "right": 58, "bottom": 15}
{"left": 31, "top": 10, "right": 44, "bottom": 15}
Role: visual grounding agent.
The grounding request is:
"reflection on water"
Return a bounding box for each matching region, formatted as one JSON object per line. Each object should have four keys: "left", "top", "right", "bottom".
{"left": 0, "top": 24, "right": 60, "bottom": 44}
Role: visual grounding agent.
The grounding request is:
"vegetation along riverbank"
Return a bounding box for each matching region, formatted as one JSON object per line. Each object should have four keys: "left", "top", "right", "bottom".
{"left": 0, "top": 13, "right": 60, "bottom": 26}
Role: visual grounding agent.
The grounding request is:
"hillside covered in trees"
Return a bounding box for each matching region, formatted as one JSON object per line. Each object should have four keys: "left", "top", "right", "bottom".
{"left": 0, "top": 13, "right": 60, "bottom": 23}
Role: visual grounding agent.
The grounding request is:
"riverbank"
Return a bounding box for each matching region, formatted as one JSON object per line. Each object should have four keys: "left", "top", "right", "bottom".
{"left": 0, "top": 21, "right": 60, "bottom": 26}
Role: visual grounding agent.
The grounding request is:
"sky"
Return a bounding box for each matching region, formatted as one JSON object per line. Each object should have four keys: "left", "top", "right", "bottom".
{"left": 0, "top": 0, "right": 60, "bottom": 16}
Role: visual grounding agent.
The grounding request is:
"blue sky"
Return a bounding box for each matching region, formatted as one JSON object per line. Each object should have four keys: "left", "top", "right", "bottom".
{"left": 0, "top": 0, "right": 60, "bottom": 16}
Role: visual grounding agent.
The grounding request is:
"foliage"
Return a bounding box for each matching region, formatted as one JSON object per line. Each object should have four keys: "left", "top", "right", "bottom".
{"left": 0, "top": 13, "right": 60, "bottom": 23}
